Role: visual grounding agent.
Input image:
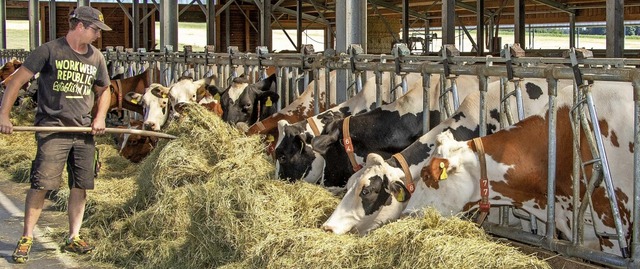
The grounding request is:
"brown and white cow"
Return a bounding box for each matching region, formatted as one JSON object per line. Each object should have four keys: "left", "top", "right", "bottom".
{"left": 245, "top": 70, "right": 337, "bottom": 137}
{"left": 277, "top": 74, "right": 481, "bottom": 187}
{"left": 413, "top": 82, "right": 633, "bottom": 255}
{"left": 0, "top": 58, "right": 36, "bottom": 105}
{"left": 321, "top": 77, "right": 574, "bottom": 235}
{"left": 114, "top": 120, "right": 158, "bottom": 163}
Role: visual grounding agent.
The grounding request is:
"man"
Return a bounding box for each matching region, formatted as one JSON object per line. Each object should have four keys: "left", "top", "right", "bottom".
{"left": 0, "top": 6, "right": 112, "bottom": 263}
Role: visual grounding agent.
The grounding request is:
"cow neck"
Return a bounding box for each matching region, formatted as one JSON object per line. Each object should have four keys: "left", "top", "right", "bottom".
{"left": 342, "top": 116, "right": 362, "bottom": 172}
{"left": 392, "top": 153, "right": 415, "bottom": 193}
{"left": 472, "top": 137, "right": 490, "bottom": 226}
{"left": 307, "top": 117, "right": 320, "bottom": 136}
{"left": 110, "top": 78, "right": 124, "bottom": 117}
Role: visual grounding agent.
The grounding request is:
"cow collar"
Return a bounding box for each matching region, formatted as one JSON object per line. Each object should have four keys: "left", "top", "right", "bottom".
{"left": 342, "top": 116, "right": 362, "bottom": 172}
{"left": 472, "top": 137, "right": 491, "bottom": 226}
{"left": 392, "top": 153, "right": 415, "bottom": 193}
{"left": 110, "top": 78, "right": 124, "bottom": 117}
{"left": 307, "top": 117, "right": 321, "bottom": 136}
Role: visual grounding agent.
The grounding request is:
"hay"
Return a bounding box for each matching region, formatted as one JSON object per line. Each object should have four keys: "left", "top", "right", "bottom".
{"left": 84, "top": 105, "right": 549, "bottom": 269}
{"left": 0, "top": 104, "right": 551, "bottom": 268}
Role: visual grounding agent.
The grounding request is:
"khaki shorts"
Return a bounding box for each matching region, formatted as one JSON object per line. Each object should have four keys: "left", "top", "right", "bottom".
{"left": 30, "top": 132, "right": 97, "bottom": 190}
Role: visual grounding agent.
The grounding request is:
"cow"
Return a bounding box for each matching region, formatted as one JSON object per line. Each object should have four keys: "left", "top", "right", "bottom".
{"left": 321, "top": 77, "right": 575, "bottom": 236}
{"left": 113, "top": 120, "right": 158, "bottom": 163}
{"left": 218, "top": 74, "right": 279, "bottom": 126}
{"left": 166, "top": 74, "right": 218, "bottom": 117}
{"left": 245, "top": 70, "right": 337, "bottom": 137}
{"left": 124, "top": 83, "right": 171, "bottom": 131}
{"left": 105, "top": 67, "right": 157, "bottom": 116}
{"left": 124, "top": 74, "right": 220, "bottom": 131}
{"left": 413, "top": 82, "right": 633, "bottom": 256}
{"left": 0, "top": 58, "right": 37, "bottom": 106}
{"left": 273, "top": 72, "right": 430, "bottom": 183}
{"left": 277, "top": 74, "right": 481, "bottom": 187}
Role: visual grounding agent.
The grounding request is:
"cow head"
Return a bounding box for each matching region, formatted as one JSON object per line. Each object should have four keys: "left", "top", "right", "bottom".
{"left": 125, "top": 83, "right": 171, "bottom": 131}
{"left": 321, "top": 153, "right": 411, "bottom": 235}
{"left": 275, "top": 120, "right": 326, "bottom": 183}
{"left": 219, "top": 74, "right": 279, "bottom": 126}
{"left": 114, "top": 121, "right": 158, "bottom": 163}
{"left": 168, "top": 75, "right": 218, "bottom": 117}
{"left": 274, "top": 111, "right": 345, "bottom": 183}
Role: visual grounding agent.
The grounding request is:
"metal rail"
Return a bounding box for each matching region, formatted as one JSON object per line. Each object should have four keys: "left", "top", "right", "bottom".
{"left": 2, "top": 43, "right": 640, "bottom": 268}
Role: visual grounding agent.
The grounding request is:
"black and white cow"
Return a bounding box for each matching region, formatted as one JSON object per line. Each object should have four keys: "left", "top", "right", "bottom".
{"left": 273, "top": 72, "right": 425, "bottom": 182}
{"left": 219, "top": 73, "right": 279, "bottom": 126}
{"left": 321, "top": 78, "right": 574, "bottom": 235}
{"left": 277, "top": 74, "right": 481, "bottom": 187}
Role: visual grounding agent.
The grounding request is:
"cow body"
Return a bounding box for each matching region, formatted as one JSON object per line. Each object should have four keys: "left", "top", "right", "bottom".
{"left": 273, "top": 71, "right": 408, "bottom": 183}
{"left": 417, "top": 82, "right": 633, "bottom": 255}
{"left": 106, "top": 68, "right": 156, "bottom": 115}
{"left": 246, "top": 70, "right": 337, "bottom": 136}
{"left": 279, "top": 74, "right": 480, "bottom": 187}
{"left": 322, "top": 77, "right": 574, "bottom": 235}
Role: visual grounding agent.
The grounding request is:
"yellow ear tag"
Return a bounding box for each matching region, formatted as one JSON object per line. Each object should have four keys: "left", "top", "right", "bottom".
{"left": 267, "top": 135, "right": 274, "bottom": 142}
{"left": 439, "top": 162, "right": 448, "bottom": 180}
{"left": 130, "top": 99, "right": 138, "bottom": 104}
{"left": 396, "top": 188, "right": 405, "bottom": 202}
{"left": 214, "top": 93, "right": 220, "bottom": 102}
{"left": 265, "top": 96, "right": 273, "bottom": 107}
{"left": 162, "top": 94, "right": 168, "bottom": 98}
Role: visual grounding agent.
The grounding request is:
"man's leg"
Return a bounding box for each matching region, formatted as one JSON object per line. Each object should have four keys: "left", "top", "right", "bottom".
{"left": 67, "top": 188, "right": 86, "bottom": 238}
{"left": 22, "top": 189, "right": 47, "bottom": 237}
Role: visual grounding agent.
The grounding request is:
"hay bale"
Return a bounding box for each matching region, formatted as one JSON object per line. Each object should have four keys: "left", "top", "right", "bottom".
{"left": 84, "top": 105, "right": 549, "bottom": 269}
{"left": 0, "top": 104, "right": 550, "bottom": 268}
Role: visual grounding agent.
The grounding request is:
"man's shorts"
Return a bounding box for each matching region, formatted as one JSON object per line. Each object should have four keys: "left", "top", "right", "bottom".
{"left": 30, "top": 132, "right": 96, "bottom": 190}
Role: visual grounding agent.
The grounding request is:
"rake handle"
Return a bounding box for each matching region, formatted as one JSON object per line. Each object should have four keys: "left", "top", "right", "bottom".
{"left": 11, "top": 126, "right": 177, "bottom": 139}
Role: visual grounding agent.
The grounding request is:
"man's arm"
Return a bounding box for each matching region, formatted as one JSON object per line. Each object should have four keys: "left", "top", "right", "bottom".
{"left": 90, "top": 85, "right": 111, "bottom": 135}
{"left": 0, "top": 68, "right": 35, "bottom": 134}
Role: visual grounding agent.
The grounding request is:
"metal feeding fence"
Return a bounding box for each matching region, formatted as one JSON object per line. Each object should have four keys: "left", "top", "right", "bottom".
{"left": 1, "top": 43, "right": 639, "bottom": 268}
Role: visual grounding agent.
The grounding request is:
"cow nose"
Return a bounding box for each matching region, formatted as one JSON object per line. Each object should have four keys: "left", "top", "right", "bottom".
{"left": 143, "top": 122, "right": 156, "bottom": 130}
{"left": 175, "top": 103, "right": 188, "bottom": 113}
{"left": 321, "top": 224, "right": 334, "bottom": 233}
{"left": 242, "top": 104, "right": 252, "bottom": 112}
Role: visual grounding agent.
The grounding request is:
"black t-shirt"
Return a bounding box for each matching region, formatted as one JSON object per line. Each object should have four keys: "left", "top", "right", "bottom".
{"left": 22, "top": 37, "right": 110, "bottom": 127}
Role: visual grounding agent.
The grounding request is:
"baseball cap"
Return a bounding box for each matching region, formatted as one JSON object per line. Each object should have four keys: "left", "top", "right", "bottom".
{"left": 70, "top": 6, "right": 112, "bottom": 31}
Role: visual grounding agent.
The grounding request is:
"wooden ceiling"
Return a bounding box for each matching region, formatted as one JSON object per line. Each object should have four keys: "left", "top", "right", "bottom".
{"left": 269, "top": 0, "right": 640, "bottom": 28}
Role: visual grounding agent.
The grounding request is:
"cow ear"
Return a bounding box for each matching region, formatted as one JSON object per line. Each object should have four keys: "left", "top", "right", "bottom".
{"left": 125, "top": 92, "right": 143, "bottom": 104}
{"left": 421, "top": 157, "right": 450, "bottom": 187}
{"left": 311, "top": 127, "right": 340, "bottom": 155}
{"left": 389, "top": 180, "right": 411, "bottom": 203}
{"left": 365, "top": 153, "right": 385, "bottom": 166}
{"left": 150, "top": 84, "right": 170, "bottom": 99}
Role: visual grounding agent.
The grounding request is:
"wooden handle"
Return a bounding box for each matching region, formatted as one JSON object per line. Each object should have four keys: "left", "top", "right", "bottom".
{"left": 11, "top": 126, "right": 178, "bottom": 139}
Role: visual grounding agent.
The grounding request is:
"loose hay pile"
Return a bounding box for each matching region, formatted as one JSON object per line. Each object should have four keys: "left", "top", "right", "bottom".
{"left": 0, "top": 104, "right": 550, "bottom": 269}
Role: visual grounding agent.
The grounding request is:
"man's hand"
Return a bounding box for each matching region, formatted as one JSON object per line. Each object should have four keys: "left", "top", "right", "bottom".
{"left": 91, "top": 118, "right": 106, "bottom": 135}
{"left": 0, "top": 114, "right": 13, "bottom": 134}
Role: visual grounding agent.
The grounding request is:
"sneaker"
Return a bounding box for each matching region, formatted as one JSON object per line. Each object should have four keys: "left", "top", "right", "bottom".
{"left": 63, "top": 236, "right": 95, "bottom": 254}
{"left": 12, "top": 236, "right": 33, "bottom": 263}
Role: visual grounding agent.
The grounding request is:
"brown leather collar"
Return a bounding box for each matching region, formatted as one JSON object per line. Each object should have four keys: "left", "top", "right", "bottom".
{"left": 307, "top": 117, "right": 321, "bottom": 136}
{"left": 472, "top": 137, "right": 491, "bottom": 226}
{"left": 392, "top": 153, "right": 415, "bottom": 193}
{"left": 342, "top": 116, "right": 362, "bottom": 172}
{"left": 110, "top": 79, "right": 123, "bottom": 117}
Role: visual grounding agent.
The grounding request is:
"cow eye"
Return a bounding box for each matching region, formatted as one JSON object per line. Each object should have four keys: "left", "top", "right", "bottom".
{"left": 361, "top": 188, "right": 370, "bottom": 196}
